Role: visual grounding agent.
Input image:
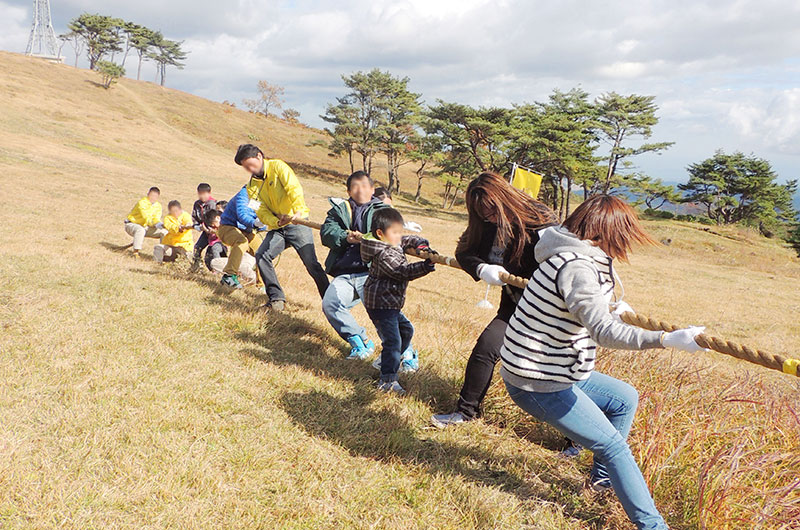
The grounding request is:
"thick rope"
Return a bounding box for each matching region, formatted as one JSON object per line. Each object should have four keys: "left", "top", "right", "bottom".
{"left": 292, "top": 218, "right": 799, "bottom": 377}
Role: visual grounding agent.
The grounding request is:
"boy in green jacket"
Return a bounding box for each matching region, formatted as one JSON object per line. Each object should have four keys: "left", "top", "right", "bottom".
{"left": 320, "top": 171, "right": 387, "bottom": 359}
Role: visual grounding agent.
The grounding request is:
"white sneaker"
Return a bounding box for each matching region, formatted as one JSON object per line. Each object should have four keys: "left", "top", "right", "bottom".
{"left": 153, "top": 245, "right": 165, "bottom": 263}
{"left": 431, "top": 412, "right": 468, "bottom": 429}
{"left": 376, "top": 380, "right": 406, "bottom": 396}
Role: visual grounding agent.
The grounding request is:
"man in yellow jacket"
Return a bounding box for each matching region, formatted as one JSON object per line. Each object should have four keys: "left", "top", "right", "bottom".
{"left": 154, "top": 200, "right": 194, "bottom": 263}
{"left": 234, "top": 144, "right": 329, "bottom": 311}
{"left": 125, "top": 187, "right": 168, "bottom": 257}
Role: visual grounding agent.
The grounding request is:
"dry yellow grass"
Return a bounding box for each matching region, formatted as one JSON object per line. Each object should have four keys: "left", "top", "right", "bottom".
{"left": 0, "top": 51, "right": 798, "bottom": 529}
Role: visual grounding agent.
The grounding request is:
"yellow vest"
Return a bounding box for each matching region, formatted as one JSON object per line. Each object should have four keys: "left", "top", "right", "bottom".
{"left": 162, "top": 211, "right": 194, "bottom": 251}
{"left": 249, "top": 159, "right": 310, "bottom": 229}
{"left": 127, "top": 197, "right": 162, "bottom": 227}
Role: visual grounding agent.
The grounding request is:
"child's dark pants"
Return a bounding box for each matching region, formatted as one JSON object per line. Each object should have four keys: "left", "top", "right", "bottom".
{"left": 193, "top": 231, "right": 209, "bottom": 259}
{"left": 368, "top": 309, "right": 414, "bottom": 383}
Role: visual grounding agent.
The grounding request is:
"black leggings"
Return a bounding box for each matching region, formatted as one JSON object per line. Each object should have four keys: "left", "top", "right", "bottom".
{"left": 455, "top": 307, "right": 513, "bottom": 419}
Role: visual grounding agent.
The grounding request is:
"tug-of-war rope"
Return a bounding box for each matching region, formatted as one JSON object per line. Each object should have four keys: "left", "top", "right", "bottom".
{"left": 291, "top": 218, "right": 799, "bottom": 378}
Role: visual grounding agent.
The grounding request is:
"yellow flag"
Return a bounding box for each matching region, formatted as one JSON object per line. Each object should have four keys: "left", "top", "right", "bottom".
{"left": 511, "top": 167, "right": 543, "bottom": 199}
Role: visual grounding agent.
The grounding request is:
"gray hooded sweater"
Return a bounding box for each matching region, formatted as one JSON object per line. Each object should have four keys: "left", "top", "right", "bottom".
{"left": 499, "top": 226, "right": 663, "bottom": 393}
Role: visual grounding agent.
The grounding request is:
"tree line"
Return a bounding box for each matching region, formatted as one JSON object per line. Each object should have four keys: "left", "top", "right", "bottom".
{"left": 58, "top": 14, "right": 187, "bottom": 88}
{"left": 320, "top": 69, "right": 677, "bottom": 216}
{"left": 320, "top": 69, "right": 798, "bottom": 250}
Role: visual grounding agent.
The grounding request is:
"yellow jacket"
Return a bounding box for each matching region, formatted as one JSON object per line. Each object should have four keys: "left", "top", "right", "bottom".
{"left": 126, "top": 197, "right": 162, "bottom": 227}
{"left": 249, "top": 159, "right": 310, "bottom": 230}
{"left": 162, "top": 211, "right": 194, "bottom": 251}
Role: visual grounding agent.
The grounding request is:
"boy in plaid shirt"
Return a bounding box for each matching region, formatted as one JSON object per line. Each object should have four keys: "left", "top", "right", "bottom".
{"left": 360, "top": 208, "right": 436, "bottom": 395}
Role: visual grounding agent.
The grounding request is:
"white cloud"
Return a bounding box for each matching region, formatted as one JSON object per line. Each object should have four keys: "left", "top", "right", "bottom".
{"left": 0, "top": 1, "right": 30, "bottom": 53}
{"left": 729, "top": 89, "right": 800, "bottom": 155}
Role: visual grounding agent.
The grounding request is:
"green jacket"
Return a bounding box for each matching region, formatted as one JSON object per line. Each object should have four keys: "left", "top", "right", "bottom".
{"left": 320, "top": 197, "right": 388, "bottom": 274}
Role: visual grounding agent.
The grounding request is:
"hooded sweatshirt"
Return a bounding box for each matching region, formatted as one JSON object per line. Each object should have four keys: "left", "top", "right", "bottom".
{"left": 360, "top": 235, "right": 434, "bottom": 312}
{"left": 500, "top": 226, "right": 663, "bottom": 393}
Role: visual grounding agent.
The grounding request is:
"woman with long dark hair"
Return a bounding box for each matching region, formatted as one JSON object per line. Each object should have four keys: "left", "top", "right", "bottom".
{"left": 432, "top": 172, "right": 558, "bottom": 427}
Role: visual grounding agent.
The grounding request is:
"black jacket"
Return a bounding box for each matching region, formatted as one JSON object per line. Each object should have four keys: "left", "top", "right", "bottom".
{"left": 192, "top": 197, "right": 217, "bottom": 230}
{"left": 456, "top": 219, "right": 557, "bottom": 319}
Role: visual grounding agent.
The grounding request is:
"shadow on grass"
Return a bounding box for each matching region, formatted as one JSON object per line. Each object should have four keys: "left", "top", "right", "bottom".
{"left": 278, "top": 386, "right": 603, "bottom": 523}
{"left": 101, "top": 240, "right": 603, "bottom": 524}
{"left": 236, "top": 318, "right": 601, "bottom": 523}
{"left": 236, "top": 316, "right": 461, "bottom": 412}
{"left": 100, "top": 241, "right": 133, "bottom": 252}
{"left": 84, "top": 79, "right": 108, "bottom": 89}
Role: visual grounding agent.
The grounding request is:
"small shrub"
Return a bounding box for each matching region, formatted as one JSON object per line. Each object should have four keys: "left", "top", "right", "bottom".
{"left": 96, "top": 60, "right": 125, "bottom": 89}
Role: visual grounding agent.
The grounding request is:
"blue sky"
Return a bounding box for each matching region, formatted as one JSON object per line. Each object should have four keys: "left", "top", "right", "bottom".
{"left": 3, "top": 0, "right": 800, "bottom": 185}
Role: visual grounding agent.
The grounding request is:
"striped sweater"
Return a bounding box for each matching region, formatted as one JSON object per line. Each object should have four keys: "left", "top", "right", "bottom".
{"left": 500, "top": 226, "right": 663, "bottom": 393}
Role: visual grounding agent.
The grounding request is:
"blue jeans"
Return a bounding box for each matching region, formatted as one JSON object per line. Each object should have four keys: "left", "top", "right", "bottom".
{"left": 369, "top": 310, "right": 413, "bottom": 383}
{"left": 504, "top": 372, "right": 667, "bottom": 530}
{"left": 322, "top": 273, "right": 368, "bottom": 342}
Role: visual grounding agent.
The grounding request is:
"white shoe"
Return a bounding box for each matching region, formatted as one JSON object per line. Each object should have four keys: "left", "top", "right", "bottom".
{"left": 153, "top": 245, "right": 165, "bottom": 263}
{"left": 431, "top": 412, "right": 468, "bottom": 429}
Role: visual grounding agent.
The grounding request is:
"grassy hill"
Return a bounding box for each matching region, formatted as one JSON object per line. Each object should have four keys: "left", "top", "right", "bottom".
{"left": 1, "top": 51, "right": 798, "bottom": 529}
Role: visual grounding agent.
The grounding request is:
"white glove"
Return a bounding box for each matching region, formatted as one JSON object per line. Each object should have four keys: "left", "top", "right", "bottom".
{"left": 477, "top": 264, "right": 508, "bottom": 286}
{"left": 611, "top": 301, "right": 634, "bottom": 323}
{"left": 662, "top": 326, "right": 707, "bottom": 353}
{"left": 404, "top": 221, "right": 422, "bottom": 233}
{"left": 155, "top": 222, "right": 165, "bottom": 230}
{"left": 253, "top": 219, "right": 266, "bottom": 229}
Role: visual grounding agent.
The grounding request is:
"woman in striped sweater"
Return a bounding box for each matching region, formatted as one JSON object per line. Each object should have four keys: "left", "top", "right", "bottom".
{"left": 501, "top": 195, "right": 705, "bottom": 530}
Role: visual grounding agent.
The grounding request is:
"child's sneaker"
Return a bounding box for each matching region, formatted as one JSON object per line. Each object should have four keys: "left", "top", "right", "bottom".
{"left": 190, "top": 257, "right": 202, "bottom": 272}
{"left": 431, "top": 412, "right": 468, "bottom": 429}
{"left": 153, "top": 245, "right": 165, "bottom": 263}
{"left": 372, "top": 347, "right": 418, "bottom": 373}
{"left": 347, "top": 336, "right": 372, "bottom": 360}
{"left": 377, "top": 380, "right": 406, "bottom": 395}
{"left": 400, "top": 348, "right": 419, "bottom": 373}
{"left": 220, "top": 274, "right": 243, "bottom": 289}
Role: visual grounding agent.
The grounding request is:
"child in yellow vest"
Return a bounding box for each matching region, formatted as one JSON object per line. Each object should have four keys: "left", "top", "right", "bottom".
{"left": 124, "top": 187, "right": 168, "bottom": 257}
{"left": 154, "top": 200, "right": 194, "bottom": 263}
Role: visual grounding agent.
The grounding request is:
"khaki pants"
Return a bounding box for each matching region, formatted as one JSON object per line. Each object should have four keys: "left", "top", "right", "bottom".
{"left": 153, "top": 245, "right": 188, "bottom": 263}
{"left": 125, "top": 222, "right": 167, "bottom": 250}
{"left": 217, "top": 225, "right": 263, "bottom": 277}
{"left": 209, "top": 253, "right": 257, "bottom": 285}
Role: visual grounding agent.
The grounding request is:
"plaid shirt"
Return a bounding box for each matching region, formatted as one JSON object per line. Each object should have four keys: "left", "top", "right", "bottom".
{"left": 360, "top": 235, "right": 434, "bottom": 310}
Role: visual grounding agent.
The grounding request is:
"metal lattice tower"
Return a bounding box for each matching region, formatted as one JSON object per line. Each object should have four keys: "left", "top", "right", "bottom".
{"left": 25, "top": 0, "right": 58, "bottom": 57}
